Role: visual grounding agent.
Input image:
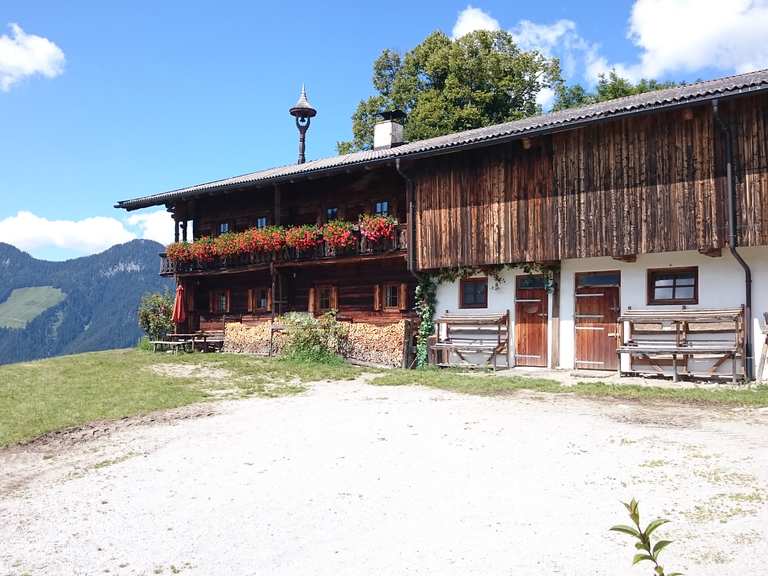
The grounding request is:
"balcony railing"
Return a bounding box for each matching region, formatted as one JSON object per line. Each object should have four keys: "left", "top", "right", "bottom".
{"left": 160, "top": 224, "right": 408, "bottom": 276}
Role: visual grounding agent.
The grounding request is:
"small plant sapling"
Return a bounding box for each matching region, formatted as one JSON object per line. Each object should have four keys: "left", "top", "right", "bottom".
{"left": 610, "top": 498, "right": 682, "bottom": 576}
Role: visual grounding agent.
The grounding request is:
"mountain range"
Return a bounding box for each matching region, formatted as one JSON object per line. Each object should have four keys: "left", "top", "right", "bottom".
{"left": 0, "top": 240, "right": 173, "bottom": 365}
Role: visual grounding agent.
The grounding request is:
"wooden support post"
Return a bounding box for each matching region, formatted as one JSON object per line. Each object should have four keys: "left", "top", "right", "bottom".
{"left": 181, "top": 220, "right": 188, "bottom": 242}
{"left": 174, "top": 218, "right": 180, "bottom": 243}
{"left": 274, "top": 185, "right": 281, "bottom": 226}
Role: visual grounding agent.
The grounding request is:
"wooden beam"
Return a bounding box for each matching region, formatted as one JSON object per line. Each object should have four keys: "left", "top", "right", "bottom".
{"left": 698, "top": 246, "right": 722, "bottom": 257}
{"left": 613, "top": 254, "right": 637, "bottom": 263}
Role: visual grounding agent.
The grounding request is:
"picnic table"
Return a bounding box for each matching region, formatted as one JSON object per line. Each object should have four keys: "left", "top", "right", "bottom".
{"left": 151, "top": 331, "right": 225, "bottom": 353}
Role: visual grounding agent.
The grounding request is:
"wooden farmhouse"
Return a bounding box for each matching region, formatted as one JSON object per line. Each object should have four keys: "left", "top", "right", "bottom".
{"left": 117, "top": 70, "right": 768, "bottom": 379}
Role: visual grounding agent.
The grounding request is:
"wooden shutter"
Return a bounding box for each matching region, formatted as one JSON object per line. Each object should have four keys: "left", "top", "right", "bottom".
{"left": 186, "top": 283, "right": 195, "bottom": 312}
{"left": 267, "top": 288, "right": 273, "bottom": 312}
{"left": 399, "top": 283, "right": 408, "bottom": 311}
{"left": 308, "top": 287, "right": 316, "bottom": 315}
{"left": 225, "top": 289, "right": 231, "bottom": 314}
{"left": 247, "top": 289, "right": 254, "bottom": 313}
{"left": 208, "top": 291, "right": 215, "bottom": 313}
{"left": 373, "top": 284, "right": 382, "bottom": 311}
{"left": 330, "top": 286, "right": 338, "bottom": 311}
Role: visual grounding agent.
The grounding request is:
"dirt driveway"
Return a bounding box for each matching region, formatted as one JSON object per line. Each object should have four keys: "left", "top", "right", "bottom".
{"left": 2, "top": 379, "right": 767, "bottom": 575}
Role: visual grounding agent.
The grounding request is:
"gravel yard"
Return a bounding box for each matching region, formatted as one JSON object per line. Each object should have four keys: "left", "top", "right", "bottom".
{"left": 2, "top": 378, "right": 767, "bottom": 575}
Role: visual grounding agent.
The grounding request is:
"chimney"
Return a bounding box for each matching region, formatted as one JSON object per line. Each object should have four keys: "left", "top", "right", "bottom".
{"left": 373, "top": 110, "right": 406, "bottom": 150}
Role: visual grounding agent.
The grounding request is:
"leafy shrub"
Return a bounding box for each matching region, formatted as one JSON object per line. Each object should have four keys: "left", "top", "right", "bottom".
{"left": 136, "top": 336, "right": 153, "bottom": 351}
{"left": 137, "top": 291, "right": 174, "bottom": 341}
{"left": 280, "top": 312, "right": 349, "bottom": 363}
{"left": 611, "top": 498, "right": 682, "bottom": 576}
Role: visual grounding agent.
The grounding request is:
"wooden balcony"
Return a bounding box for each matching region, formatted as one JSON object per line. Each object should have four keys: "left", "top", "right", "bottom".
{"left": 160, "top": 224, "right": 408, "bottom": 277}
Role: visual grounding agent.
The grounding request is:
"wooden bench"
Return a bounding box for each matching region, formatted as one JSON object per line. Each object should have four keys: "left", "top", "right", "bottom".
{"left": 150, "top": 340, "right": 189, "bottom": 354}
{"left": 617, "top": 307, "right": 745, "bottom": 383}
{"left": 429, "top": 311, "right": 510, "bottom": 370}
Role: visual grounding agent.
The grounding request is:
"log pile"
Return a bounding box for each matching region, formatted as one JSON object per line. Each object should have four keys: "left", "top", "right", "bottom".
{"left": 345, "top": 320, "right": 406, "bottom": 367}
{"left": 224, "top": 322, "right": 284, "bottom": 355}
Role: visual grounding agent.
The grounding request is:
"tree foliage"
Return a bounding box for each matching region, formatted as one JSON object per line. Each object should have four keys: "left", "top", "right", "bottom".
{"left": 553, "top": 70, "right": 682, "bottom": 111}
{"left": 137, "top": 291, "right": 174, "bottom": 342}
{"left": 337, "top": 30, "right": 562, "bottom": 153}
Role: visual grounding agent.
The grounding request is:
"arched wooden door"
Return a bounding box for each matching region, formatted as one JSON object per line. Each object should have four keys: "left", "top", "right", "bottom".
{"left": 574, "top": 271, "right": 621, "bottom": 370}
{"left": 515, "top": 275, "right": 549, "bottom": 367}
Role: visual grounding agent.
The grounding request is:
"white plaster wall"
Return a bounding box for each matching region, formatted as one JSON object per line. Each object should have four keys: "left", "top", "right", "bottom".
{"left": 559, "top": 247, "right": 768, "bottom": 374}
{"left": 434, "top": 270, "right": 554, "bottom": 368}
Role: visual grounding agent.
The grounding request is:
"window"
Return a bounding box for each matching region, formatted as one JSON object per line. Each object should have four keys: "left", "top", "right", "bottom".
{"left": 255, "top": 216, "right": 268, "bottom": 229}
{"left": 384, "top": 284, "right": 400, "bottom": 310}
{"left": 516, "top": 275, "right": 548, "bottom": 290}
{"left": 218, "top": 222, "right": 230, "bottom": 235}
{"left": 318, "top": 286, "right": 333, "bottom": 312}
{"left": 210, "top": 289, "right": 229, "bottom": 314}
{"left": 576, "top": 271, "right": 621, "bottom": 288}
{"left": 460, "top": 277, "right": 488, "bottom": 309}
{"left": 647, "top": 267, "right": 698, "bottom": 305}
{"left": 252, "top": 287, "right": 270, "bottom": 311}
{"left": 374, "top": 201, "right": 390, "bottom": 216}
{"left": 326, "top": 207, "right": 338, "bottom": 221}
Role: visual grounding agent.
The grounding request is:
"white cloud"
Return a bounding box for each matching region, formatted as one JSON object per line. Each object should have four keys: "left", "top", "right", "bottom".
{"left": 621, "top": 0, "right": 768, "bottom": 78}
{"left": 455, "top": 1, "right": 768, "bottom": 89}
{"left": 0, "top": 211, "right": 134, "bottom": 254}
{"left": 126, "top": 210, "right": 176, "bottom": 246}
{"left": 0, "top": 209, "right": 175, "bottom": 258}
{"left": 535, "top": 87, "right": 556, "bottom": 109}
{"left": 452, "top": 6, "right": 500, "bottom": 39}
{"left": 0, "top": 23, "right": 65, "bottom": 91}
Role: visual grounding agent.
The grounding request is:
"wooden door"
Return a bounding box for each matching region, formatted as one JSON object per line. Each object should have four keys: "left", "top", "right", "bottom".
{"left": 515, "top": 275, "right": 549, "bottom": 367}
{"left": 575, "top": 271, "right": 621, "bottom": 370}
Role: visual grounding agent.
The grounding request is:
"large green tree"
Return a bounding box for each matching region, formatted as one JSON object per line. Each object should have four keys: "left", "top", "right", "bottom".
{"left": 553, "top": 70, "right": 682, "bottom": 111}
{"left": 337, "top": 30, "right": 562, "bottom": 154}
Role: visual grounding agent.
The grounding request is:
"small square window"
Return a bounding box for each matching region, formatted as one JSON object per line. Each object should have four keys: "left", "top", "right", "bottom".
{"left": 253, "top": 287, "right": 269, "bottom": 311}
{"left": 211, "top": 290, "right": 229, "bottom": 313}
{"left": 460, "top": 278, "right": 488, "bottom": 309}
{"left": 326, "top": 207, "right": 338, "bottom": 221}
{"left": 374, "top": 201, "right": 389, "bottom": 216}
{"left": 218, "top": 222, "right": 230, "bottom": 235}
{"left": 318, "top": 286, "right": 333, "bottom": 311}
{"left": 384, "top": 284, "right": 400, "bottom": 309}
{"left": 255, "top": 217, "right": 268, "bottom": 229}
{"left": 647, "top": 267, "right": 698, "bottom": 305}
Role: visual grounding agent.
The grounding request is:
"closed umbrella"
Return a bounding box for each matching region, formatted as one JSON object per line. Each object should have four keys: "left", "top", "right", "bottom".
{"left": 172, "top": 284, "right": 186, "bottom": 326}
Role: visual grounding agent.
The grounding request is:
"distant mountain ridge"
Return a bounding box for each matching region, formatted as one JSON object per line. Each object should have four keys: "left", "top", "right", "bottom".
{"left": 0, "top": 240, "right": 173, "bottom": 365}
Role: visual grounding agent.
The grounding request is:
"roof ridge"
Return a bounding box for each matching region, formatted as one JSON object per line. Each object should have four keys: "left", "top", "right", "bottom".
{"left": 117, "top": 68, "right": 768, "bottom": 210}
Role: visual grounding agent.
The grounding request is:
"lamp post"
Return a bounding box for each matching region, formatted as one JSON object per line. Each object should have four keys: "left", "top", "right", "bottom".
{"left": 289, "top": 84, "right": 317, "bottom": 164}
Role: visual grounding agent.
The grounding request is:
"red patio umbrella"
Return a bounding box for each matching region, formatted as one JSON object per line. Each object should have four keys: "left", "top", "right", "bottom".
{"left": 172, "top": 284, "right": 186, "bottom": 326}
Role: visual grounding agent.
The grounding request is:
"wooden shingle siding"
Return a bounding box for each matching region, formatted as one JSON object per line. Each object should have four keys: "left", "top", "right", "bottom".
{"left": 415, "top": 96, "right": 768, "bottom": 270}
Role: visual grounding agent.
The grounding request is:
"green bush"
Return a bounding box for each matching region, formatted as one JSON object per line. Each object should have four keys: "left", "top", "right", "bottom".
{"left": 280, "top": 312, "right": 349, "bottom": 363}
{"left": 136, "top": 336, "right": 153, "bottom": 351}
{"left": 137, "top": 291, "right": 174, "bottom": 341}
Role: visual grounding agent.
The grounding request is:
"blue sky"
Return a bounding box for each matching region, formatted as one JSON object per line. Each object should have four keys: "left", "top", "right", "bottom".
{"left": 1, "top": 0, "right": 767, "bottom": 260}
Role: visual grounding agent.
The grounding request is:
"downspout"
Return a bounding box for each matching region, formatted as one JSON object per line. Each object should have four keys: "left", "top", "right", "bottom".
{"left": 713, "top": 99, "right": 754, "bottom": 380}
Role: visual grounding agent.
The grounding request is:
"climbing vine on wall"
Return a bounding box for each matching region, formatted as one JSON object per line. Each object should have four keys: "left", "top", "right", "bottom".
{"left": 413, "top": 275, "right": 437, "bottom": 368}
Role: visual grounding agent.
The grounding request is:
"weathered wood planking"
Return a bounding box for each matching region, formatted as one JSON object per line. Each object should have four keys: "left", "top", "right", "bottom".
{"left": 415, "top": 96, "right": 768, "bottom": 270}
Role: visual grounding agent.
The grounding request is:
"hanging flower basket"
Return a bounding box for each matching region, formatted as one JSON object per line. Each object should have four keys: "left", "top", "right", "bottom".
{"left": 359, "top": 214, "right": 397, "bottom": 244}
{"left": 322, "top": 220, "right": 356, "bottom": 254}
{"left": 285, "top": 224, "right": 322, "bottom": 251}
{"left": 166, "top": 242, "right": 193, "bottom": 264}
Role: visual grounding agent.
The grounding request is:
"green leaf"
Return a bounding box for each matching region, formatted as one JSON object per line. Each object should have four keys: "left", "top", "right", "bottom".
{"left": 652, "top": 540, "right": 673, "bottom": 557}
{"left": 667, "top": 572, "right": 684, "bottom": 575}
{"left": 645, "top": 518, "right": 670, "bottom": 537}
{"left": 610, "top": 524, "right": 641, "bottom": 538}
{"left": 632, "top": 553, "right": 655, "bottom": 565}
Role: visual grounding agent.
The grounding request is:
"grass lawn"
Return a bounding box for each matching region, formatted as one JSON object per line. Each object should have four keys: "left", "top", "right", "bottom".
{"left": 0, "top": 349, "right": 362, "bottom": 447}
{"left": 371, "top": 369, "right": 768, "bottom": 406}
{"left": 3, "top": 349, "right": 768, "bottom": 448}
{"left": 0, "top": 286, "right": 66, "bottom": 329}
